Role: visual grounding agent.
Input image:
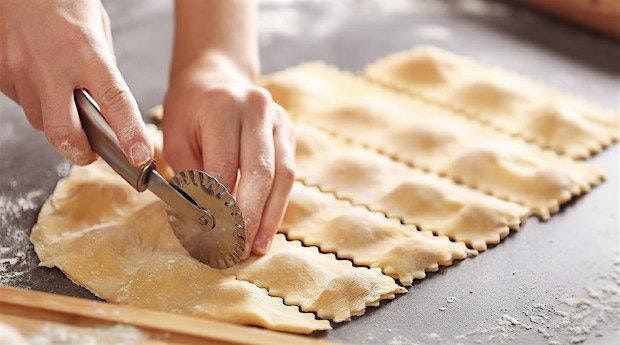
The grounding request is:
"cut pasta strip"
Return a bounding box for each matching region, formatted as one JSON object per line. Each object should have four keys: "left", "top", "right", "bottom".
{"left": 30, "top": 161, "right": 331, "bottom": 334}
{"left": 365, "top": 46, "right": 619, "bottom": 159}
{"left": 263, "top": 64, "right": 606, "bottom": 219}
{"left": 282, "top": 183, "right": 471, "bottom": 285}
{"left": 293, "top": 124, "right": 529, "bottom": 251}
{"left": 226, "top": 234, "right": 406, "bottom": 322}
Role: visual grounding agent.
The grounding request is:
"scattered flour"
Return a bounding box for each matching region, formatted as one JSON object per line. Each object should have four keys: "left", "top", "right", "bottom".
{"left": 388, "top": 334, "right": 419, "bottom": 345}
{"left": 56, "top": 161, "right": 72, "bottom": 178}
{"left": 0, "top": 189, "right": 45, "bottom": 285}
{"left": 410, "top": 259, "right": 620, "bottom": 344}
{"left": 1, "top": 161, "right": 67, "bottom": 286}
{"left": 0, "top": 190, "right": 44, "bottom": 224}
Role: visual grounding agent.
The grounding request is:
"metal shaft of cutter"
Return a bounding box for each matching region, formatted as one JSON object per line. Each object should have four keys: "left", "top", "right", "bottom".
{"left": 147, "top": 171, "right": 215, "bottom": 229}
{"left": 74, "top": 88, "right": 214, "bottom": 230}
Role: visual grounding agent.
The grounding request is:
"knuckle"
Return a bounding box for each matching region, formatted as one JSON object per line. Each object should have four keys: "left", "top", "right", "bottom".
{"left": 248, "top": 87, "right": 272, "bottom": 105}
{"left": 99, "top": 83, "right": 132, "bottom": 113}
{"left": 247, "top": 88, "right": 272, "bottom": 118}
{"left": 247, "top": 157, "right": 275, "bottom": 183}
{"left": 279, "top": 163, "right": 296, "bottom": 183}
{"left": 205, "top": 87, "right": 238, "bottom": 108}
{"left": 65, "top": 25, "right": 97, "bottom": 51}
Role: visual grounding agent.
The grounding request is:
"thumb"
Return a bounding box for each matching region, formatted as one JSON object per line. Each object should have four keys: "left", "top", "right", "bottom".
{"left": 83, "top": 60, "right": 153, "bottom": 166}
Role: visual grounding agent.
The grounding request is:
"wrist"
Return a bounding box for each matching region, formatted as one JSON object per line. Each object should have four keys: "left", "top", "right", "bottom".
{"left": 169, "top": 50, "right": 259, "bottom": 87}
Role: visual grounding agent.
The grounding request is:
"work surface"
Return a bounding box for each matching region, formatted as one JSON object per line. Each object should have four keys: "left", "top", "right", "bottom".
{"left": 1, "top": 1, "right": 618, "bottom": 344}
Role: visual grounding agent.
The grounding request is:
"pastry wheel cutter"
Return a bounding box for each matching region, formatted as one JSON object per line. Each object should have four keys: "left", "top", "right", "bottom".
{"left": 73, "top": 89, "right": 246, "bottom": 269}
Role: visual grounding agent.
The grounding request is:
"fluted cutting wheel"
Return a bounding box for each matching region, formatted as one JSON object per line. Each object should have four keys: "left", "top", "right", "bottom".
{"left": 167, "top": 169, "right": 245, "bottom": 268}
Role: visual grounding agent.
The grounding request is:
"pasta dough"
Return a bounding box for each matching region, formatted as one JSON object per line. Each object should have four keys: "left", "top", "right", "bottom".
{"left": 282, "top": 183, "right": 471, "bottom": 285}
{"left": 34, "top": 47, "right": 614, "bottom": 335}
{"left": 226, "top": 234, "right": 405, "bottom": 322}
{"left": 364, "top": 46, "right": 619, "bottom": 159}
{"left": 263, "top": 64, "right": 606, "bottom": 219}
{"left": 30, "top": 160, "right": 330, "bottom": 334}
{"left": 293, "top": 124, "right": 529, "bottom": 251}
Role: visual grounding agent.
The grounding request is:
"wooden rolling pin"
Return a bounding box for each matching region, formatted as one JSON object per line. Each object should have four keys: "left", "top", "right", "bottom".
{"left": 0, "top": 285, "right": 338, "bottom": 345}
{"left": 520, "top": 0, "right": 620, "bottom": 38}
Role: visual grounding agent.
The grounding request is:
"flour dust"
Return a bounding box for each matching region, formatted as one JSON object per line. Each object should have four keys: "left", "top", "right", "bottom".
{"left": 409, "top": 259, "right": 620, "bottom": 344}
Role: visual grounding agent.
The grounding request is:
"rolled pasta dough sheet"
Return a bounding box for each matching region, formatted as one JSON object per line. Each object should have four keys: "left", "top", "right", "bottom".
{"left": 263, "top": 64, "right": 606, "bottom": 219}
{"left": 364, "top": 46, "right": 619, "bottom": 159}
{"left": 30, "top": 160, "right": 330, "bottom": 334}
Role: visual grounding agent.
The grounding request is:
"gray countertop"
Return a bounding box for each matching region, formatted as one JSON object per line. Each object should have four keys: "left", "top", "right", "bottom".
{"left": 1, "top": 1, "right": 618, "bottom": 344}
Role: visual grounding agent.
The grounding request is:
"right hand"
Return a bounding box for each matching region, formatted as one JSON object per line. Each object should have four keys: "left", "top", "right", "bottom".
{"left": 0, "top": 0, "right": 152, "bottom": 166}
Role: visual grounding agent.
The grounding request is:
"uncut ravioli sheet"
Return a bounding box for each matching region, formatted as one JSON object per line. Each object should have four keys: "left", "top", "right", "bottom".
{"left": 31, "top": 160, "right": 409, "bottom": 334}
{"left": 263, "top": 63, "right": 606, "bottom": 219}
{"left": 365, "top": 46, "right": 619, "bottom": 159}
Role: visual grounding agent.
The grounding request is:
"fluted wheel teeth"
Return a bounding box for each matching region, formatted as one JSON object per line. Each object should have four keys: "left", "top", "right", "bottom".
{"left": 168, "top": 169, "right": 247, "bottom": 269}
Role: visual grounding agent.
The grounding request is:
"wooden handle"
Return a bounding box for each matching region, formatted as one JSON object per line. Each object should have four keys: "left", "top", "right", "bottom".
{"left": 74, "top": 89, "right": 156, "bottom": 192}
{"left": 520, "top": 0, "right": 620, "bottom": 38}
{"left": 0, "top": 285, "right": 338, "bottom": 345}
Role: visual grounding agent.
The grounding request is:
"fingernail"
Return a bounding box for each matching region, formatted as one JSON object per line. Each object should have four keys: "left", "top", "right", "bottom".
{"left": 130, "top": 142, "right": 151, "bottom": 165}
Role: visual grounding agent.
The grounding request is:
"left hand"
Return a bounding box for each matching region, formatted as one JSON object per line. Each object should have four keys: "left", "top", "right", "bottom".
{"left": 162, "top": 55, "right": 295, "bottom": 258}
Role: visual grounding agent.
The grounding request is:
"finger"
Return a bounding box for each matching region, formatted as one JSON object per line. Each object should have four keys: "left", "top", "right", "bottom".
{"left": 83, "top": 59, "right": 153, "bottom": 166}
{"left": 237, "top": 94, "right": 275, "bottom": 259}
{"left": 14, "top": 82, "right": 43, "bottom": 130}
{"left": 41, "top": 88, "right": 96, "bottom": 165}
{"left": 252, "top": 113, "right": 295, "bottom": 255}
{"left": 99, "top": 3, "right": 115, "bottom": 55}
{"left": 198, "top": 106, "right": 241, "bottom": 192}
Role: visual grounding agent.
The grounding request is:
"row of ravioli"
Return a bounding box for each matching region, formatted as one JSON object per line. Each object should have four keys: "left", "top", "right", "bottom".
{"left": 262, "top": 63, "right": 606, "bottom": 220}
{"left": 365, "top": 46, "right": 619, "bottom": 159}
{"left": 35, "top": 146, "right": 473, "bottom": 335}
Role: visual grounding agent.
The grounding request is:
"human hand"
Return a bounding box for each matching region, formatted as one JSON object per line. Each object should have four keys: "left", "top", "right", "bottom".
{"left": 0, "top": 0, "right": 152, "bottom": 166}
{"left": 163, "top": 54, "right": 295, "bottom": 258}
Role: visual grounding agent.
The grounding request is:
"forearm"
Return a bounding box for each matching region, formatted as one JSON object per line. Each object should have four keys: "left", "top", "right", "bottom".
{"left": 171, "top": 0, "right": 259, "bottom": 82}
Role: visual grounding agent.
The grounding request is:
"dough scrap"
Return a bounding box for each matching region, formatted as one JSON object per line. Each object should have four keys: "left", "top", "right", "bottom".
{"left": 30, "top": 160, "right": 330, "bottom": 334}
{"left": 262, "top": 64, "right": 606, "bottom": 219}
{"left": 293, "top": 124, "right": 529, "bottom": 251}
{"left": 282, "top": 183, "right": 470, "bottom": 285}
{"left": 226, "top": 234, "right": 406, "bottom": 322}
{"left": 364, "top": 46, "right": 620, "bottom": 159}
